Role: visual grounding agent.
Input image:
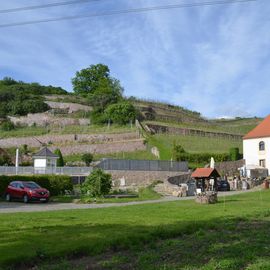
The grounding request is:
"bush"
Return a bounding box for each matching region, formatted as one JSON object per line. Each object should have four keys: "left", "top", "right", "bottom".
{"left": 230, "top": 148, "right": 240, "bottom": 161}
{"left": 105, "top": 101, "right": 137, "bottom": 125}
{"left": 81, "top": 169, "right": 112, "bottom": 197}
{"left": 82, "top": 153, "right": 93, "bottom": 166}
{"left": 0, "top": 175, "right": 73, "bottom": 196}
{"left": 1, "top": 120, "right": 15, "bottom": 131}
{"left": 174, "top": 152, "right": 230, "bottom": 164}
{"left": 54, "top": 149, "right": 64, "bottom": 167}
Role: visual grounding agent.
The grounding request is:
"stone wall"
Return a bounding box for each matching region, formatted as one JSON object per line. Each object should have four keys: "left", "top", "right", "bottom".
{"left": 0, "top": 132, "right": 139, "bottom": 148}
{"left": 106, "top": 170, "right": 182, "bottom": 188}
{"left": 146, "top": 123, "right": 243, "bottom": 140}
{"left": 215, "top": 159, "right": 245, "bottom": 176}
{"left": 8, "top": 113, "right": 90, "bottom": 127}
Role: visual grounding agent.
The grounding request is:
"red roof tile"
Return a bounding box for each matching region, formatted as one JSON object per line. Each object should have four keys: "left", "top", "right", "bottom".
{"left": 191, "top": 168, "right": 220, "bottom": 178}
{"left": 243, "top": 115, "right": 270, "bottom": 140}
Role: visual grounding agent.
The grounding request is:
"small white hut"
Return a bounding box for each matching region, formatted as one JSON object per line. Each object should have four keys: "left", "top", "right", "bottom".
{"left": 32, "top": 147, "right": 58, "bottom": 173}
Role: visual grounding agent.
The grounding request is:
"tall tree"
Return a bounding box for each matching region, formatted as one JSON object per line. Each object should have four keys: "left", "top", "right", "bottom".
{"left": 72, "top": 64, "right": 111, "bottom": 95}
{"left": 54, "top": 149, "right": 64, "bottom": 167}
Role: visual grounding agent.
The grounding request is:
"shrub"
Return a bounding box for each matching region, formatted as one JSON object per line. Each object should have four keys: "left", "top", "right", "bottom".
{"left": 229, "top": 148, "right": 240, "bottom": 161}
{"left": 174, "top": 152, "right": 230, "bottom": 164}
{"left": 82, "top": 153, "right": 93, "bottom": 166}
{"left": 1, "top": 120, "right": 15, "bottom": 131}
{"left": 0, "top": 175, "right": 73, "bottom": 196}
{"left": 105, "top": 101, "right": 137, "bottom": 125}
{"left": 81, "top": 169, "right": 112, "bottom": 197}
{"left": 54, "top": 149, "right": 64, "bottom": 167}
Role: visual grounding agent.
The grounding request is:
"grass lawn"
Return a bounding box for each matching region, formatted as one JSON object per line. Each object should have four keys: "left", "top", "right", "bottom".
{"left": 0, "top": 190, "right": 270, "bottom": 269}
{"left": 148, "top": 134, "right": 243, "bottom": 160}
{"left": 64, "top": 150, "right": 157, "bottom": 163}
{"left": 51, "top": 186, "right": 161, "bottom": 204}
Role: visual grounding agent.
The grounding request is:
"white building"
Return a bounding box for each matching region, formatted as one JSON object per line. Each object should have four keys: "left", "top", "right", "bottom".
{"left": 243, "top": 115, "right": 270, "bottom": 177}
{"left": 32, "top": 147, "right": 58, "bottom": 174}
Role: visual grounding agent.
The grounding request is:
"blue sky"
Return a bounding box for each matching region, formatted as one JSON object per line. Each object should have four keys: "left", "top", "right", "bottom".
{"left": 0, "top": 0, "right": 269, "bottom": 118}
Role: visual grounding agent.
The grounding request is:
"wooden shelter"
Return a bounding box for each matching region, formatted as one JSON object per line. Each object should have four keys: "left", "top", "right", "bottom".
{"left": 191, "top": 168, "right": 220, "bottom": 192}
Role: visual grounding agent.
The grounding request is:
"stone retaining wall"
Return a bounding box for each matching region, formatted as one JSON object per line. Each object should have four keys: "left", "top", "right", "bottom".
{"left": 0, "top": 132, "right": 139, "bottom": 148}
{"left": 106, "top": 170, "right": 182, "bottom": 187}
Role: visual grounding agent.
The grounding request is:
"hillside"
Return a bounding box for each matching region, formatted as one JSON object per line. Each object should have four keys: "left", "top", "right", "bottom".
{"left": 0, "top": 78, "right": 262, "bottom": 166}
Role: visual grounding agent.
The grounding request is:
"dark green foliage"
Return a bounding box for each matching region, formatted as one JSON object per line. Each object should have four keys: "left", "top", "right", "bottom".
{"left": 72, "top": 64, "right": 124, "bottom": 123}
{"left": 105, "top": 101, "right": 137, "bottom": 125}
{"left": 172, "top": 144, "right": 186, "bottom": 160}
{"left": 87, "top": 78, "right": 123, "bottom": 109}
{"left": 0, "top": 77, "right": 67, "bottom": 117}
{"left": 81, "top": 153, "right": 93, "bottom": 166}
{"left": 0, "top": 175, "right": 73, "bottom": 196}
{"left": 174, "top": 152, "right": 230, "bottom": 164}
{"left": 0, "top": 155, "right": 12, "bottom": 166}
{"left": 230, "top": 147, "right": 240, "bottom": 161}
{"left": 72, "top": 64, "right": 111, "bottom": 95}
{"left": 81, "top": 169, "right": 112, "bottom": 197}
{"left": 54, "top": 149, "right": 64, "bottom": 167}
{"left": 0, "top": 120, "right": 15, "bottom": 131}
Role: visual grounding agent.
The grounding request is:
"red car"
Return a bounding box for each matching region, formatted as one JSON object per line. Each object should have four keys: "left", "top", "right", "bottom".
{"left": 5, "top": 181, "right": 50, "bottom": 203}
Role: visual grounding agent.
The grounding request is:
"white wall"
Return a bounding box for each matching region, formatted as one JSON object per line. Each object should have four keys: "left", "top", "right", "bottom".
{"left": 34, "top": 159, "right": 47, "bottom": 168}
{"left": 243, "top": 137, "right": 270, "bottom": 171}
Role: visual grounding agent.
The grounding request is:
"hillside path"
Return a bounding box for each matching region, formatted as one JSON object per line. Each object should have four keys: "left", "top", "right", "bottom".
{"left": 0, "top": 189, "right": 258, "bottom": 214}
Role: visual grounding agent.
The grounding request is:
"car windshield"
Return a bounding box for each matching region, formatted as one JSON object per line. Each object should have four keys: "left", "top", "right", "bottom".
{"left": 23, "top": 182, "right": 41, "bottom": 189}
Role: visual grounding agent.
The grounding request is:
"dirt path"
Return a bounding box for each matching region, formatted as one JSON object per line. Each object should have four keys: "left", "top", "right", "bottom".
{"left": 0, "top": 189, "right": 258, "bottom": 214}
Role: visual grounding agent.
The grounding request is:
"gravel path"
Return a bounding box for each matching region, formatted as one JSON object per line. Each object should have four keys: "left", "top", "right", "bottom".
{"left": 0, "top": 189, "right": 258, "bottom": 214}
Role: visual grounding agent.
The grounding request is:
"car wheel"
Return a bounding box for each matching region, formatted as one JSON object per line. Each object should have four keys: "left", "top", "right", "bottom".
{"left": 5, "top": 193, "right": 11, "bottom": 202}
{"left": 23, "top": 194, "right": 29, "bottom": 203}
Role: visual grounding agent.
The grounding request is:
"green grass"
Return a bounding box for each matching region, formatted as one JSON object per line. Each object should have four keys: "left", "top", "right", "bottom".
{"left": 64, "top": 150, "right": 157, "bottom": 163}
{"left": 0, "top": 191, "right": 270, "bottom": 269}
{"left": 145, "top": 119, "right": 260, "bottom": 135}
{"left": 80, "top": 186, "right": 161, "bottom": 204}
{"left": 148, "top": 134, "right": 243, "bottom": 160}
{"left": 0, "top": 124, "right": 136, "bottom": 139}
{"left": 51, "top": 186, "right": 161, "bottom": 204}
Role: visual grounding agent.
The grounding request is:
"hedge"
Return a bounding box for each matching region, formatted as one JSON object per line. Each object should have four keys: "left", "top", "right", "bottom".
{"left": 175, "top": 153, "right": 230, "bottom": 164}
{"left": 0, "top": 175, "right": 73, "bottom": 196}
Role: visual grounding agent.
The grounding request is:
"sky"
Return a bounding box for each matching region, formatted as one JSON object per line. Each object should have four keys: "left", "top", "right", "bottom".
{"left": 0, "top": 0, "right": 269, "bottom": 119}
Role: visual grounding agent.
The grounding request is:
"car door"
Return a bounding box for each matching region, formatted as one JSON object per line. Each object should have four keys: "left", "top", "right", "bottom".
{"left": 8, "top": 182, "right": 17, "bottom": 198}
{"left": 12, "top": 183, "right": 23, "bottom": 198}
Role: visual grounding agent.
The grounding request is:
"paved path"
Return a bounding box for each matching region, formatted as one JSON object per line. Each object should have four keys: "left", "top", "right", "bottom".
{"left": 0, "top": 189, "right": 257, "bottom": 214}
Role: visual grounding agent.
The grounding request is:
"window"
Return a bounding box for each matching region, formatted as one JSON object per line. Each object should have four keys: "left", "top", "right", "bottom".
{"left": 259, "top": 159, "right": 266, "bottom": 168}
{"left": 259, "top": 141, "right": 265, "bottom": 151}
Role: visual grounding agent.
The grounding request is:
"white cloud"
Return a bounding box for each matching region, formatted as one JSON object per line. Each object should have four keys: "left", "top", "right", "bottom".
{"left": 0, "top": 0, "right": 269, "bottom": 118}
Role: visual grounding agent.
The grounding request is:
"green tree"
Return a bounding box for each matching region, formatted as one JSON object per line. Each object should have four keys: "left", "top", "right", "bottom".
{"left": 105, "top": 101, "right": 137, "bottom": 125}
{"left": 54, "top": 149, "right": 65, "bottom": 167}
{"left": 71, "top": 64, "right": 123, "bottom": 117}
{"left": 81, "top": 169, "right": 112, "bottom": 197}
{"left": 72, "top": 64, "right": 111, "bottom": 95}
{"left": 229, "top": 148, "right": 240, "bottom": 161}
{"left": 82, "top": 153, "right": 93, "bottom": 166}
{"left": 172, "top": 144, "right": 186, "bottom": 161}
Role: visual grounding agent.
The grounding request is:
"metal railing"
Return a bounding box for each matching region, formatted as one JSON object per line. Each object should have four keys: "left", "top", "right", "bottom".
{"left": 97, "top": 159, "right": 189, "bottom": 172}
{"left": 0, "top": 166, "right": 92, "bottom": 176}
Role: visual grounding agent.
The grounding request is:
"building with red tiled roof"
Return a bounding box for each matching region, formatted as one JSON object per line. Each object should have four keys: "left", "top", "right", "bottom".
{"left": 243, "top": 115, "right": 270, "bottom": 174}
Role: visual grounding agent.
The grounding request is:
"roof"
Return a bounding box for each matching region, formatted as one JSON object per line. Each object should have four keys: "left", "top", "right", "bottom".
{"left": 32, "top": 147, "right": 58, "bottom": 158}
{"left": 243, "top": 115, "right": 270, "bottom": 140}
{"left": 191, "top": 168, "right": 220, "bottom": 178}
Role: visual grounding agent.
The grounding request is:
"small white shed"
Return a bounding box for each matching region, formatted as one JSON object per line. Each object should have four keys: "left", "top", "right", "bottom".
{"left": 32, "top": 147, "right": 58, "bottom": 173}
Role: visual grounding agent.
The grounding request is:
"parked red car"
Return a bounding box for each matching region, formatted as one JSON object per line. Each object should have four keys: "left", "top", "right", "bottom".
{"left": 5, "top": 181, "right": 50, "bottom": 203}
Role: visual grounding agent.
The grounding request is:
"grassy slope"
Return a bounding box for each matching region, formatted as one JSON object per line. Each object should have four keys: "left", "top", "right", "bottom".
{"left": 0, "top": 191, "right": 270, "bottom": 269}
{"left": 148, "top": 134, "right": 243, "bottom": 160}
{"left": 145, "top": 117, "right": 261, "bottom": 135}
{"left": 0, "top": 124, "right": 136, "bottom": 138}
